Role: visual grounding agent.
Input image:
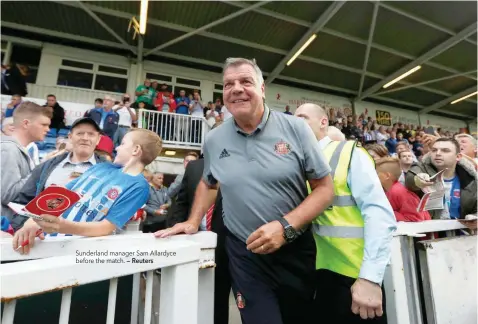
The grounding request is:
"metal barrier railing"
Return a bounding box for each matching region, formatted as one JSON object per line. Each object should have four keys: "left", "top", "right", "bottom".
{"left": 384, "top": 220, "right": 472, "bottom": 324}
{"left": 0, "top": 223, "right": 217, "bottom": 324}
{"left": 138, "top": 109, "right": 210, "bottom": 148}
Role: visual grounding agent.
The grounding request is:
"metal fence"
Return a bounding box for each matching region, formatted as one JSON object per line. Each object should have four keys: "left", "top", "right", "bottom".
{"left": 384, "top": 220, "right": 474, "bottom": 324}
{"left": 138, "top": 110, "right": 210, "bottom": 148}
{"left": 0, "top": 223, "right": 217, "bottom": 324}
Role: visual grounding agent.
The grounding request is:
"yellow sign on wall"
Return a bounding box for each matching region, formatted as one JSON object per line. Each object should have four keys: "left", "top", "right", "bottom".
{"left": 376, "top": 110, "right": 392, "bottom": 126}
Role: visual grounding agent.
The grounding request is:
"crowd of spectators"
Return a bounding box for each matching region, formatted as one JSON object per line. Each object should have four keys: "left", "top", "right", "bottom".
{"left": 2, "top": 83, "right": 476, "bottom": 234}
{"left": 336, "top": 112, "right": 478, "bottom": 226}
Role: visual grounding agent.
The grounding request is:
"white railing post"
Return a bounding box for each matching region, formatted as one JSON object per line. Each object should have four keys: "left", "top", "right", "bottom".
{"left": 138, "top": 109, "right": 144, "bottom": 129}
{"left": 1, "top": 232, "right": 217, "bottom": 324}
{"left": 143, "top": 270, "right": 155, "bottom": 324}
{"left": 106, "top": 278, "right": 119, "bottom": 324}
{"left": 198, "top": 267, "right": 215, "bottom": 324}
{"left": 384, "top": 236, "right": 413, "bottom": 324}
{"left": 159, "top": 261, "right": 199, "bottom": 324}
{"left": 130, "top": 273, "right": 141, "bottom": 324}
{"left": 59, "top": 287, "right": 73, "bottom": 324}
{"left": 2, "top": 300, "right": 16, "bottom": 324}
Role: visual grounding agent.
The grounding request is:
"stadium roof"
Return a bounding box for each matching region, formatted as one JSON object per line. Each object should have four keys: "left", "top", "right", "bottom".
{"left": 2, "top": 1, "right": 477, "bottom": 121}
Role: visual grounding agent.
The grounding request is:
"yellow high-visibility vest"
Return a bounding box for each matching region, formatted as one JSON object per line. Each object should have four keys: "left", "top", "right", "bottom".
{"left": 308, "top": 140, "right": 372, "bottom": 279}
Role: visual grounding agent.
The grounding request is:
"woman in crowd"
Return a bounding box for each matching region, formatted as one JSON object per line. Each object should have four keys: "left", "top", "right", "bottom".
{"left": 365, "top": 143, "right": 389, "bottom": 162}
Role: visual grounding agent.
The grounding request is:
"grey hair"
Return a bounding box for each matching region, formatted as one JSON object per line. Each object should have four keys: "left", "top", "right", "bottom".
{"left": 223, "top": 57, "right": 265, "bottom": 90}
{"left": 2, "top": 117, "right": 13, "bottom": 128}
{"left": 455, "top": 133, "right": 477, "bottom": 146}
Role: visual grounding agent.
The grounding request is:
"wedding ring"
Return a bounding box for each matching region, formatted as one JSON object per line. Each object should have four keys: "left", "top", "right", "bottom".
{"left": 261, "top": 245, "right": 265, "bottom": 251}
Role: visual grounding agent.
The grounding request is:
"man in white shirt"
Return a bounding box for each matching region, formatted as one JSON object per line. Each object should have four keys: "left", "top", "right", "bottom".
{"left": 205, "top": 101, "right": 219, "bottom": 128}
{"left": 189, "top": 91, "right": 205, "bottom": 143}
{"left": 220, "top": 105, "right": 233, "bottom": 121}
{"left": 113, "top": 94, "right": 137, "bottom": 147}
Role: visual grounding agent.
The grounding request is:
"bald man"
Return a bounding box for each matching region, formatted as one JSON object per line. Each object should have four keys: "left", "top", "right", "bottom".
{"left": 295, "top": 103, "right": 396, "bottom": 323}
{"left": 328, "top": 125, "right": 345, "bottom": 141}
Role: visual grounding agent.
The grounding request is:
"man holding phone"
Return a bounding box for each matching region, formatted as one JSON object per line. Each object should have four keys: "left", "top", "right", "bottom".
{"left": 113, "top": 94, "right": 137, "bottom": 147}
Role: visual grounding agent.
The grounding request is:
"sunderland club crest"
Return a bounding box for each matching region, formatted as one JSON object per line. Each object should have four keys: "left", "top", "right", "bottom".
{"left": 236, "top": 292, "right": 245, "bottom": 309}
{"left": 107, "top": 188, "right": 120, "bottom": 200}
{"left": 46, "top": 198, "right": 65, "bottom": 210}
{"left": 274, "top": 140, "right": 291, "bottom": 155}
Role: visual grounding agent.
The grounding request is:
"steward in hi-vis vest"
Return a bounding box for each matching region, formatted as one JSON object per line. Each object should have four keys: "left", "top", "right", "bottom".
{"left": 310, "top": 140, "right": 370, "bottom": 279}
{"left": 295, "top": 103, "right": 396, "bottom": 324}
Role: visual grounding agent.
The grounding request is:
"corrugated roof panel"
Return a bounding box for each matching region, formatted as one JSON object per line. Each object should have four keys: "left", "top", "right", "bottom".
{"left": 163, "top": 34, "right": 283, "bottom": 72}
{"left": 97, "top": 14, "right": 137, "bottom": 45}
{"left": 386, "top": 1, "right": 477, "bottom": 32}
{"left": 209, "top": 11, "right": 307, "bottom": 51}
{"left": 148, "top": 1, "right": 237, "bottom": 29}
{"left": 374, "top": 8, "right": 450, "bottom": 57}
{"left": 263, "top": 1, "right": 333, "bottom": 23}
{"left": 470, "top": 32, "right": 477, "bottom": 42}
{"left": 430, "top": 41, "right": 477, "bottom": 72}
{"left": 281, "top": 60, "right": 361, "bottom": 91}
{"left": 439, "top": 101, "right": 477, "bottom": 117}
{"left": 366, "top": 48, "right": 412, "bottom": 76}
{"left": 84, "top": 1, "right": 139, "bottom": 15}
{"left": 426, "top": 76, "right": 477, "bottom": 94}
{"left": 1, "top": 2, "right": 119, "bottom": 43}
{"left": 363, "top": 76, "right": 383, "bottom": 91}
{"left": 141, "top": 26, "right": 186, "bottom": 50}
{"left": 379, "top": 88, "right": 447, "bottom": 106}
{"left": 304, "top": 32, "right": 366, "bottom": 70}
{"left": 324, "top": 1, "right": 374, "bottom": 40}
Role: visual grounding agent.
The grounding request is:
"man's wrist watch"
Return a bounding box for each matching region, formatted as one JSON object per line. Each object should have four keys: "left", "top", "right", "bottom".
{"left": 277, "top": 218, "right": 299, "bottom": 243}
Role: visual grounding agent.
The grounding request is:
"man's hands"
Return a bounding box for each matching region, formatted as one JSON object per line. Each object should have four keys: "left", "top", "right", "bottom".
{"left": 351, "top": 278, "right": 383, "bottom": 319}
{"left": 34, "top": 214, "right": 66, "bottom": 234}
{"left": 246, "top": 220, "right": 285, "bottom": 254}
{"left": 414, "top": 173, "right": 434, "bottom": 189}
{"left": 154, "top": 204, "right": 169, "bottom": 216}
{"left": 12, "top": 221, "right": 44, "bottom": 254}
{"left": 458, "top": 215, "right": 478, "bottom": 232}
{"left": 154, "top": 221, "right": 199, "bottom": 238}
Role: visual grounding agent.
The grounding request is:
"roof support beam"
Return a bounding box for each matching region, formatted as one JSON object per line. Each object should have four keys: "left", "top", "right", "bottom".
{"left": 265, "top": 1, "right": 345, "bottom": 85}
{"left": 51, "top": 1, "right": 477, "bottom": 87}
{"left": 357, "top": 1, "right": 379, "bottom": 97}
{"left": 375, "top": 70, "right": 478, "bottom": 95}
{"left": 419, "top": 86, "right": 478, "bottom": 115}
{"left": 76, "top": 1, "right": 136, "bottom": 55}
{"left": 356, "top": 22, "right": 478, "bottom": 101}
{"left": 1, "top": 21, "right": 136, "bottom": 51}
{"left": 222, "top": 1, "right": 477, "bottom": 81}
{"left": 378, "top": 2, "right": 477, "bottom": 46}
{"left": 15, "top": 2, "right": 478, "bottom": 104}
{"left": 4, "top": 23, "right": 475, "bottom": 120}
{"left": 144, "top": 1, "right": 270, "bottom": 57}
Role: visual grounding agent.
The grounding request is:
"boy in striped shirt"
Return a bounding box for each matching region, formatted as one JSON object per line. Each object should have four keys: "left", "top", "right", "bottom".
{"left": 13, "top": 129, "right": 162, "bottom": 254}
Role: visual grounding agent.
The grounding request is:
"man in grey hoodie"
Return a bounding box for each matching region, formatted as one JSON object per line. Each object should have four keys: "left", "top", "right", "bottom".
{"left": 1, "top": 102, "right": 52, "bottom": 220}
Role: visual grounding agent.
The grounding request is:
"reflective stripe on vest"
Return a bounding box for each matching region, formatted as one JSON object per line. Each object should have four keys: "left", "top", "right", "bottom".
{"left": 333, "top": 195, "right": 356, "bottom": 207}
{"left": 312, "top": 223, "right": 364, "bottom": 239}
{"left": 329, "top": 141, "right": 347, "bottom": 179}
